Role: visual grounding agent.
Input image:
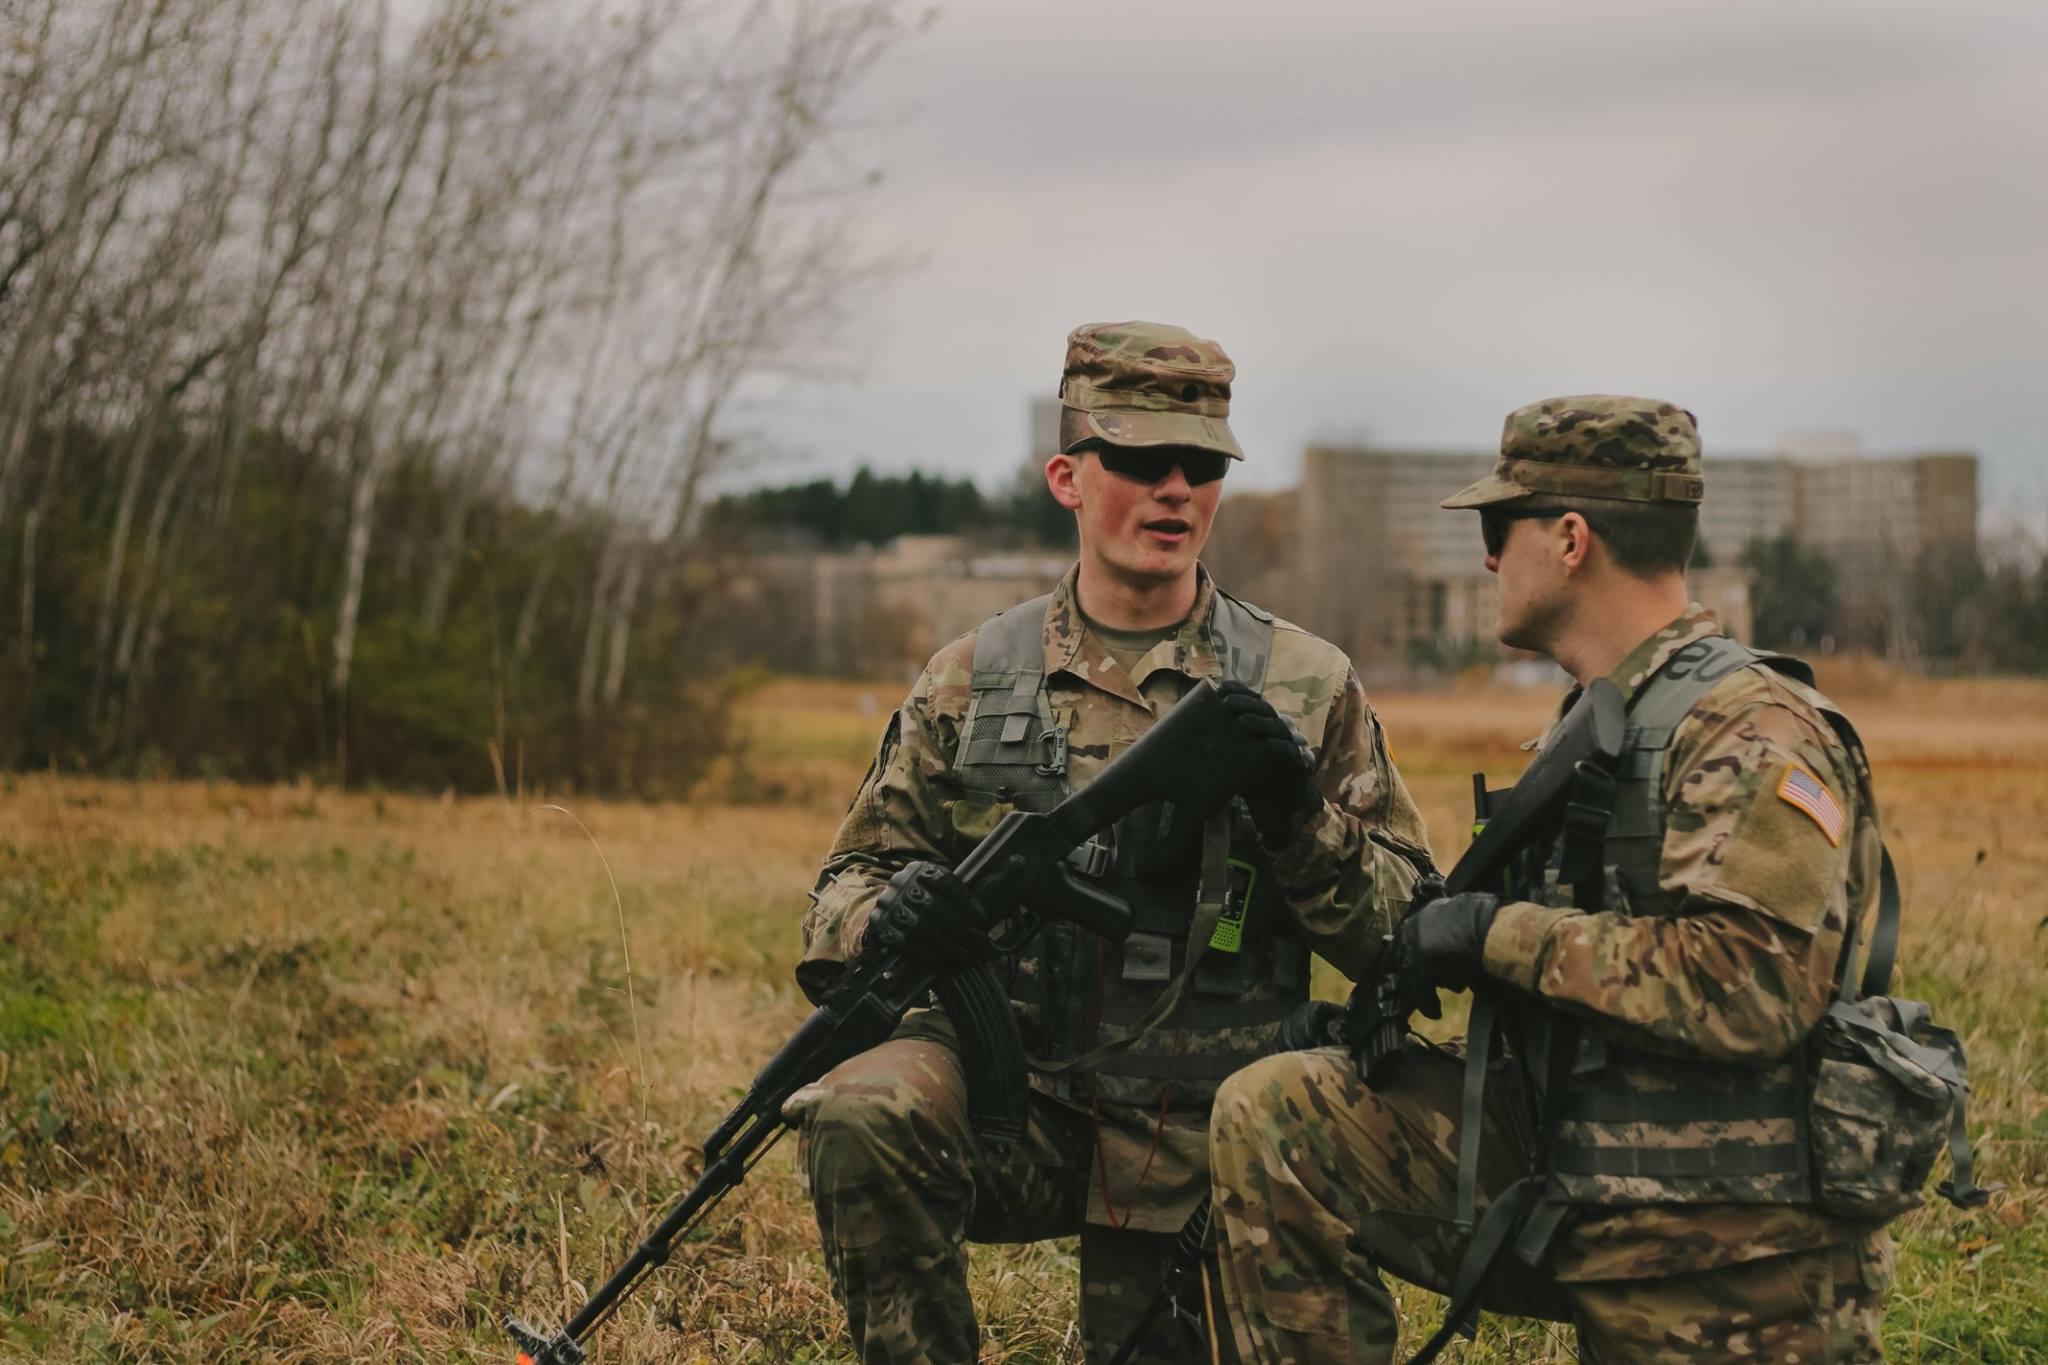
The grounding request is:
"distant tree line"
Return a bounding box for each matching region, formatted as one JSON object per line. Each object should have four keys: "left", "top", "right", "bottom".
{"left": 8, "top": 422, "right": 775, "bottom": 795}
{"left": 1741, "top": 535, "right": 1840, "bottom": 652}
{"left": 1904, "top": 540, "right": 2048, "bottom": 672}
{"left": 708, "top": 464, "right": 1074, "bottom": 550}
{"left": 1743, "top": 530, "right": 2048, "bottom": 672}
{"left": 0, "top": 0, "right": 905, "bottom": 794}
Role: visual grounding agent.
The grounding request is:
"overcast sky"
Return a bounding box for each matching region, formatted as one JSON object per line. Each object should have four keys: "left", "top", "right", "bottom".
{"left": 740, "top": 0, "right": 2047, "bottom": 511}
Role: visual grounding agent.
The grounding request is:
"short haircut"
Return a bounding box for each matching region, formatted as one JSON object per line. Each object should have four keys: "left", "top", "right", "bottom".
{"left": 1542, "top": 495, "right": 1699, "bottom": 579}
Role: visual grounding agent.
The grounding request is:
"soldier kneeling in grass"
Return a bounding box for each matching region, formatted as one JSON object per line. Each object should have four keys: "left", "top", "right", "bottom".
{"left": 1208, "top": 396, "right": 1990, "bottom": 1365}
{"left": 786, "top": 321, "right": 1434, "bottom": 1363}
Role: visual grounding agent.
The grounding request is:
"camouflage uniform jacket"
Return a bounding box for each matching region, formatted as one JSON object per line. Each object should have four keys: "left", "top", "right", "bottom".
{"left": 801, "top": 565, "right": 1431, "bottom": 1231}
{"left": 1483, "top": 605, "right": 1887, "bottom": 1280}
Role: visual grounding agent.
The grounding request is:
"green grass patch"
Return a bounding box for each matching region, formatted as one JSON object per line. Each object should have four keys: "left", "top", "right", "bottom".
{"left": 0, "top": 759, "right": 2040, "bottom": 1362}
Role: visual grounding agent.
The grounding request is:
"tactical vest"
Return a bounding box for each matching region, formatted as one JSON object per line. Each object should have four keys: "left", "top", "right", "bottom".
{"left": 1541, "top": 634, "right": 1823, "bottom": 1206}
{"left": 1410, "top": 635, "right": 1990, "bottom": 1365}
{"left": 954, "top": 590, "right": 1307, "bottom": 1112}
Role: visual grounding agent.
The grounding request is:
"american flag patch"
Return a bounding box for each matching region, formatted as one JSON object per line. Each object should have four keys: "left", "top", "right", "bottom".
{"left": 1777, "top": 764, "right": 1845, "bottom": 846}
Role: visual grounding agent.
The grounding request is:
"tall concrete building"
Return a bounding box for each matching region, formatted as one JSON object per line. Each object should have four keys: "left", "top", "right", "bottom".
{"left": 1697, "top": 459, "right": 1797, "bottom": 567}
{"left": 1792, "top": 452, "right": 1978, "bottom": 652}
{"left": 1794, "top": 453, "right": 1978, "bottom": 561}
{"left": 1271, "top": 444, "right": 1978, "bottom": 675}
{"left": 1292, "top": 448, "right": 1493, "bottom": 669}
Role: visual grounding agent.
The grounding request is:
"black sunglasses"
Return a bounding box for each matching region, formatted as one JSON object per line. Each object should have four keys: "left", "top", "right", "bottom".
{"left": 1480, "top": 506, "right": 1565, "bottom": 558}
{"left": 1093, "top": 445, "right": 1231, "bottom": 487}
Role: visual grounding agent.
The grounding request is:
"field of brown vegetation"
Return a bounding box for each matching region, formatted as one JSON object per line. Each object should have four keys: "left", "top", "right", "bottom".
{"left": 2, "top": 671, "right": 2043, "bottom": 1362}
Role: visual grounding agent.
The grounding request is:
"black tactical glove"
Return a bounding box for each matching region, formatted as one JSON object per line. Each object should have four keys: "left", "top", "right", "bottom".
{"left": 1274, "top": 999, "right": 1347, "bottom": 1053}
{"left": 867, "top": 861, "right": 995, "bottom": 972}
{"left": 1215, "top": 679, "right": 1321, "bottom": 850}
{"left": 1387, "top": 891, "right": 1500, "bottom": 994}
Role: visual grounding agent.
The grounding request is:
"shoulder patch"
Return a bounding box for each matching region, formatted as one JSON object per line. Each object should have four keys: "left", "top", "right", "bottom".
{"left": 1777, "top": 763, "right": 1845, "bottom": 847}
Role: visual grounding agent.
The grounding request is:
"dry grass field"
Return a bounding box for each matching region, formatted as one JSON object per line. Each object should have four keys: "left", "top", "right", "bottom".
{"left": 2, "top": 671, "right": 2044, "bottom": 1362}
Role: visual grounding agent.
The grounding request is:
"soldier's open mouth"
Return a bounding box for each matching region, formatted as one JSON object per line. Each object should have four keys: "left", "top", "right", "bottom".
{"left": 1142, "top": 519, "right": 1191, "bottom": 537}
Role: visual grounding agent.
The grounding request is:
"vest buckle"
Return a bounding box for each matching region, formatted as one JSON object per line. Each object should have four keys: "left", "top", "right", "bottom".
{"left": 1066, "top": 832, "right": 1114, "bottom": 878}
{"left": 1035, "top": 726, "right": 1068, "bottom": 777}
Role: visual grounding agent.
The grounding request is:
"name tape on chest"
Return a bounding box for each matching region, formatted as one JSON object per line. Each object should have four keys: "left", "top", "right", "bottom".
{"left": 1777, "top": 763, "right": 1845, "bottom": 846}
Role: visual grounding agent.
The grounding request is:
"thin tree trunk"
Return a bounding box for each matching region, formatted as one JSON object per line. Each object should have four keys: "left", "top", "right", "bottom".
{"left": 87, "top": 396, "right": 165, "bottom": 732}
{"left": 599, "top": 544, "right": 645, "bottom": 706}
{"left": 17, "top": 507, "right": 38, "bottom": 662}
{"left": 114, "top": 424, "right": 205, "bottom": 680}
{"left": 511, "top": 550, "right": 556, "bottom": 671}
{"left": 575, "top": 539, "right": 620, "bottom": 715}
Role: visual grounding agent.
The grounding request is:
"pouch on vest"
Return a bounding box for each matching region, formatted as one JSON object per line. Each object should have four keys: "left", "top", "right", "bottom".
{"left": 1807, "top": 852, "right": 1995, "bottom": 1219}
{"left": 1810, "top": 996, "right": 1960, "bottom": 1220}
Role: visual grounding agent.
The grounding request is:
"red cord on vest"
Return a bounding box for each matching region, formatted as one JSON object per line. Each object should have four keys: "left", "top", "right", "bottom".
{"left": 1087, "top": 937, "right": 1180, "bottom": 1228}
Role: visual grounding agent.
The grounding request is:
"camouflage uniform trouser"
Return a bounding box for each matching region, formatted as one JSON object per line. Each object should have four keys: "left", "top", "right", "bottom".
{"left": 1209, "top": 1045, "right": 1891, "bottom": 1365}
{"left": 791, "top": 1035, "right": 1234, "bottom": 1365}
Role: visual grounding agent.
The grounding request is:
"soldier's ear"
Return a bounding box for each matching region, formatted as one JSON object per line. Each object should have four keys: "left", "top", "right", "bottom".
{"left": 1556, "top": 512, "right": 1595, "bottom": 572}
{"left": 1046, "top": 452, "right": 1084, "bottom": 511}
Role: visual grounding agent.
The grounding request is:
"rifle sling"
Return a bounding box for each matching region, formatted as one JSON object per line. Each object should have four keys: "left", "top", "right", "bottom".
{"left": 1403, "top": 1173, "right": 1546, "bottom": 1365}
{"left": 1455, "top": 991, "right": 1499, "bottom": 1232}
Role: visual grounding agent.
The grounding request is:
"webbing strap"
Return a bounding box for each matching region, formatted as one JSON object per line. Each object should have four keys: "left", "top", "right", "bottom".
{"left": 1403, "top": 1175, "right": 1544, "bottom": 1365}
{"left": 1937, "top": 1080, "right": 1997, "bottom": 1209}
{"left": 1608, "top": 635, "right": 1763, "bottom": 914}
{"left": 1083, "top": 1049, "right": 1259, "bottom": 1084}
{"left": 970, "top": 682, "right": 1044, "bottom": 714}
{"left": 960, "top": 597, "right": 1062, "bottom": 781}
{"left": 1861, "top": 846, "right": 1902, "bottom": 1000}
{"left": 1843, "top": 843, "right": 1900, "bottom": 1002}
{"left": 1555, "top": 763, "right": 1617, "bottom": 900}
{"left": 1098, "top": 984, "right": 1300, "bottom": 1032}
{"left": 1209, "top": 590, "right": 1275, "bottom": 691}
{"left": 1005, "top": 669, "right": 1041, "bottom": 743}
{"left": 1455, "top": 992, "right": 1501, "bottom": 1232}
{"left": 1561, "top": 1084, "right": 1805, "bottom": 1124}
{"left": 1825, "top": 1004, "right": 1957, "bottom": 1091}
{"left": 1551, "top": 1142, "right": 1806, "bottom": 1179}
{"left": 1813, "top": 689, "right": 1897, "bottom": 1006}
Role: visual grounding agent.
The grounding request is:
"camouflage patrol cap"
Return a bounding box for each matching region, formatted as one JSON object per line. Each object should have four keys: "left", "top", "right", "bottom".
{"left": 1441, "top": 395, "right": 1705, "bottom": 509}
{"left": 1058, "top": 320, "right": 1245, "bottom": 460}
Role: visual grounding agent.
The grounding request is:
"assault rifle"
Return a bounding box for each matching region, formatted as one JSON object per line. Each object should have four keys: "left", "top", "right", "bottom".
{"left": 505, "top": 679, "right": 1261, "bottom": 1365}
{"left": 1350, "top": 678, "right": 1626, "bottom": 1085}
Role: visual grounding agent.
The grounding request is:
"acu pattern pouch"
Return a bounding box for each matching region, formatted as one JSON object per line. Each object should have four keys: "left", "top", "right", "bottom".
{"left": 1808, "top": 848, "right": 1996, "bottom": 1220}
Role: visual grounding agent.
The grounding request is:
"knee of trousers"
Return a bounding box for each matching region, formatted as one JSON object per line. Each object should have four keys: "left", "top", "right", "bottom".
{"left": 795, "top": 1067, "right": 980, "bottom": 1256}
{"left": 796, "top": 1070, "right": 969, "bottom": 1192}
{"left": 1209, "top": 1053, "right": 1300, "bottom": 1169}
